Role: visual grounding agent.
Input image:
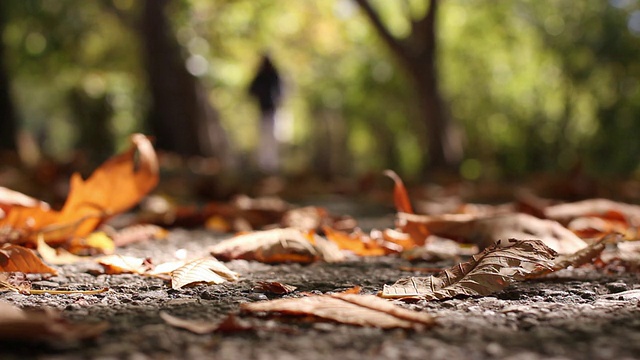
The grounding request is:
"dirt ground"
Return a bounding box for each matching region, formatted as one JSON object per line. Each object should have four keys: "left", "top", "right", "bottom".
{"left": 2, "top": 213, "right": 640, "bottom": 360}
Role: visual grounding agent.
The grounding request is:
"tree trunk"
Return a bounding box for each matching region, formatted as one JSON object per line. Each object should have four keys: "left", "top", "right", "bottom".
{"left": 354, "top": 0, "right": 462, "bottom": 173}
{"left": 140, "top": 0, "right": 229, "bottom": 159}
{"left": 0, "top": 3, "right": 17, "bottom": 151}
{"left": 411, "top": 61, "right": 461, "bottom": 171}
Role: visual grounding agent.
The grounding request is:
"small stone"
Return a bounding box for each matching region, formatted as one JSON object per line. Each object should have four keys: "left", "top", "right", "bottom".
{"left": 579, "top": 290, "right": 596, "bottom": 300}
{"left": 248, "top": 293, "right": 268, "bottom": 301}
{"left": 605, "top": 282, "right": 628, "bottom": 293}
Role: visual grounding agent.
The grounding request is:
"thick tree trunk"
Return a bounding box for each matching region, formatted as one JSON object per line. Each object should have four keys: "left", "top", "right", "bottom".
{"left": 140, "top": 0, "right": 229, "bottom": 159}
{"left": 0, "top": 4, "right": 17, "bottom": 151}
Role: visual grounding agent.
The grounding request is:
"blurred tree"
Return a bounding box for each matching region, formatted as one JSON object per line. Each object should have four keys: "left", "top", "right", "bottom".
{"left": 0, "top": 3, "right": 17, "bottom": 151}
{"left": 353, "top": 0, "right": 462, "bottom": 173}
{"left": 140, "top": 0, "right": 230, "bottom": 159}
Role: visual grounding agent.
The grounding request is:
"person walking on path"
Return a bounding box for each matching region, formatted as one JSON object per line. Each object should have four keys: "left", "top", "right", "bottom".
{"left": 249, "top": 54, "right": 283, "bottom": 174}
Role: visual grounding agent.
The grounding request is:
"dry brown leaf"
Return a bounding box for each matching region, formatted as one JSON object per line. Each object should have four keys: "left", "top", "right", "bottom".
{"left": 0, "top": 243, "right": 57, "bottom": 274}
{"left": 544, "top": 198, "right": 640, "bottom": 226}
{"left": 241, "top": 293, "right": 435, "bottom": 329}
{"left": 0, "top": 301, "right": 108, "bottom": 342}
{"left": 95, "top": 255, "right": 238, "bottom": 288}
{"left": 526, "top": 236, "right": 612, "bottom": 279}
{"left": 567, "top": 216, "right": 636, "bottom": 239}
{"left": 0, "top": 134, "right": 158, "bottom": 247}
{"left": 399, "top": 212, "right": 587, "bottom": 254}
{"left": 160, "top": 312, "right": 219, "bottom": 334}
{"left": 209, "top": 228, "right": 344, "bottom": 263}
{"left": 381, "top": 239, "right": 557, "bottom": 300}
{"left": 170, "top": 258, "right": 239, "bottom": 289}
{"left": 254, "top": 281, "right": 297, "bottom": 294}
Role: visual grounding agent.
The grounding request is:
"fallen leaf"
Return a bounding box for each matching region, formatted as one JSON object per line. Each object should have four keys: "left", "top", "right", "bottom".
{"left": 37, "top": 236, "right": 84, "bottom": 265}
{"left": 0, "top": 301, "right": 108, "bottom": 342}
{"left": 96, "top": 255, "right": 152, "bottom": 275}
{"left": 254, "top": 281, "right": 297, "bottom": 294}
{"left": 170, "top": 258, "right": 239, "bottom": 289}
{"left": 381, "top": 239, "right": 557, "bottom": 300}
{"left": 384, "top": 169, "right": 414, "bottom": 214}
{"left": 241, "top": 293, "right": 435, "bottom": 329}
{"left": 544, "top": 198, "right": 640, "bottom": 226}
{"left": 0, "top": 187, "right": 50, "bottom": 215}
{"left": 323, "top": 227, "right": 389, "bottom": 256}
{"left": 398, "top": 212, "right": 587, "bottom": 254}
{"left": 401, "top": 236, "right": 478, "bottom": 261}
{"left": 0, "top": 134, "right": 158, "bottom": 247}
{"left": 68, "top": 231, "right": 115, "bottom": 255}
{"left": 209, "top": 228, "right": 344, "bottom": 263}
{"left": 281, "top": 206, "right": 329, "bottom": 231}
{"left": 161, "top": 312, "right": 253, "bottom": 334}
{"left": 567, "top": 216, "right": 636, "bottom": 239}
{"left": 548, "top": 234, "right": 615, "bottom": 273}
{"left": 0, "top": 243, "right": 57, "bottom": 274}
{"left": 160, "top": 312, "right": 219, "bottom": 334}
{"left": 110, "top": 224, "right": 168, "bottom": 247}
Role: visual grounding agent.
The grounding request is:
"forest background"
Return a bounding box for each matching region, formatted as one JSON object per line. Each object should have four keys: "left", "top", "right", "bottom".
{"left": 1, "top": 0, "right": 640, "bottom": 194}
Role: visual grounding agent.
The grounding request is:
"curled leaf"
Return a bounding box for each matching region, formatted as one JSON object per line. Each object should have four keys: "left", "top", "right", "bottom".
{"left": 381, "top": 239, "right": 557, "bottom": 300}
{"left": 384, "top": 169, "right": 414, "bottom": 214}
{"left": 170, "top": 258, "right": 239, "bottom": 289}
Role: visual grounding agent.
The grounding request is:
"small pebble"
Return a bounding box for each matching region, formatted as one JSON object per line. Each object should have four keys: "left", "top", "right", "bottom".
{"left": 248, "top": 293, "right": 268, "bottom": 301}
{"left": 605, "top": 282, "right": 628, "bottom": 293}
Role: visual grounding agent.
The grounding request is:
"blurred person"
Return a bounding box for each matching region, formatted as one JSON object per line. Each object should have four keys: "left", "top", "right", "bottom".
{"left": 249, "top": 54, "right": 282, "bottom": 174}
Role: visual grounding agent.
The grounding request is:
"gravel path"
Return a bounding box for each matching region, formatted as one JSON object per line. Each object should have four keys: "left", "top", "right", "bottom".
{"left": 2, "top": 226, "right": 640, "bottom": 360}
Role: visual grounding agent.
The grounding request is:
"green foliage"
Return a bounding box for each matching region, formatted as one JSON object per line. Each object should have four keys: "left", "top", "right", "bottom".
{"left": 2, "top": 0, "right": 640, "bottom": 178}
